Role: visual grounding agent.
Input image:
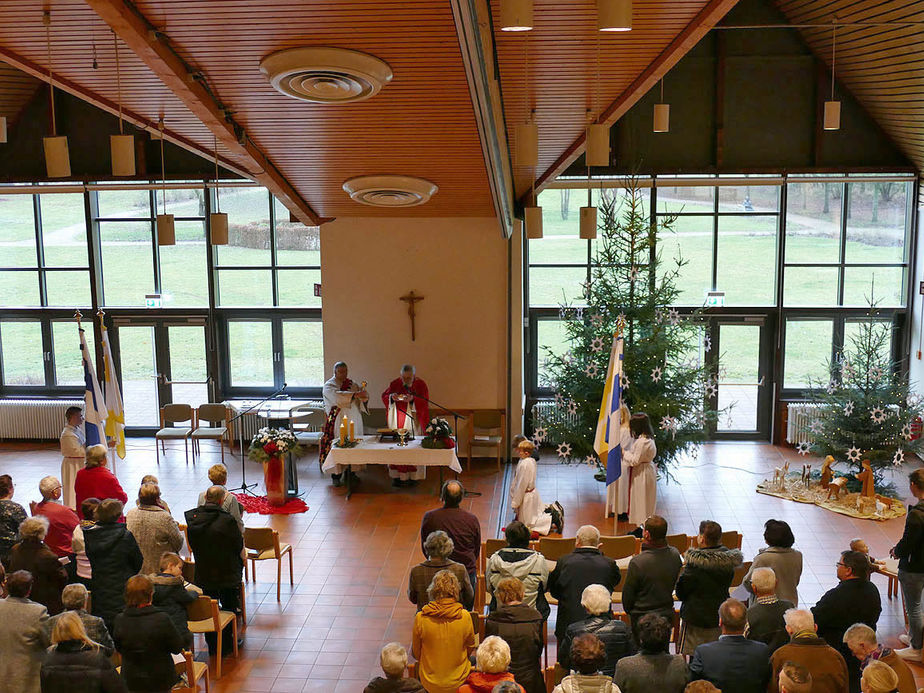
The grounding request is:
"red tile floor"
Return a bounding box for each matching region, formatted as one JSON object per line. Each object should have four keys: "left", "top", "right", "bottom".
{"left": 0, "top": 438, "right": 920, "bottom": 691}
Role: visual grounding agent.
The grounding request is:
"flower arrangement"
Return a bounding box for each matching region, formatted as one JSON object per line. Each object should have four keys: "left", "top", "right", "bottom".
{"left": 248, "top": 427, "right": 301, "bottom": 463}
{"left": 422, "top": 418, "right": 455, "bottom": 449}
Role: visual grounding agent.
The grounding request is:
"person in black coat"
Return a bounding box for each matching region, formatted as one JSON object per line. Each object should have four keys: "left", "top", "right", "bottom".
{"left": 484, "top": 576, "right": 544, "bottom": 693}
{"left": 150, "top": 552, "right": 200, "bottom": 649}
{"left": 112, "top": 575, "right": 184, "bottom": 693}
{"left": 83, "top": 499, "right": 144, "bottom": 633}
{"left": 548, "top": 525, "right": 621, "bottom": 641}
{"left": 184, "top": 486, "right": 244, "bottom": 613}
{"left": 891, "top": 468, "right": 924, "bottom": 658}
{"left": 811, "top": 549, "right": 881, "bottom": 693}
{"left": 621, "top": 515, "right": 683, "bottom": 638}
{"left": 9, "top": 517, "right": 69, "bottom": 615}
{"left": 41, "top": 610, "right": 125, "bottom": 693}
{"left": 559, "top": 584, "right": 636, "bottom": 676}
{"left": 689, "top": 598, "right": 771, "bottom": 693}
{"left": 676, "top": 520, "right": 743, "bottom": 655}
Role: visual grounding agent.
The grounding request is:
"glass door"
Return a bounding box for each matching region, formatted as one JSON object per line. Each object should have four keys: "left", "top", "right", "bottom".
{"left": 113, "top": 319, "right": 210, "bottom": 430}
{"left": 710, "top": 317, "right": 773, "bottom": 439}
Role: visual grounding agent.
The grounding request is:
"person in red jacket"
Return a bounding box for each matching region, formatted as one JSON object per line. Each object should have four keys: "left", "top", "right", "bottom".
{"left": 74, "top": 445, "right": 127, "bottom": 521}
{"left": 33, "top": 476, "right": 79, "bottom": 558}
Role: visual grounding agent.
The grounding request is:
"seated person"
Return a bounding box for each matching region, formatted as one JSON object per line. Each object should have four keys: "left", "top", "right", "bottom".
{"left": 860, "top": 660, "right": 900, "bottom": 693}
{"left": 458, "top": 636, "right": 526, "bottom": 693}
{"left": 486, "top": 521, "right": 549, "bottom": 620}
{"left": 778, "top": 662, "right": 813, "bottom": 693}
{"left": 552, "top": 634, "right": 620, "bottom": 693}
{"left": 559, "top": 584, "right": 636, "bottom": 676}
{"left": 770, "top": 609, "right": 848, "bottom": 693}
{"left": 690, "top": 598, "right": 771, "bottom": 693}
{"left": 363, "top": 642, "right": 424, "bottom": 693}
{"left": 843, "top": 623, "right": 915, "bottom": 693}
{"left": 485, "top": 577, "right": 544, "bottom": 693}
{"left": 45, "top": 583, "right": 115, "bottom": 656}
{"left": 408, "top": 530, "right": 473, "bottom": 611}
{"left": 615, "top": 613, "right": 689, "bottom": 693}
{"left": 685, "top": 684, "right": 720, "bottom": 693}
{"left": 151, "top": 551, "right": 202, "bottom": 649}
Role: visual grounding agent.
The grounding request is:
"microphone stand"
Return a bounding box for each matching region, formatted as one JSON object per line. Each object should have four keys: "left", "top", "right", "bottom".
{"left": 405, "top": 388, "right": 481, "bottom": 497}
{"left": 227, "top": 383, "right": 288, "bottom": 495}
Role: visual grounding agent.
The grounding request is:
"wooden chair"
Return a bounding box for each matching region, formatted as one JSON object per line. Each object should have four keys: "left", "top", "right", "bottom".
{"left": 666, "top": 533, "right": 691, "bottom": 556}
{"left": 476, "top": 538, "right": 508, "bottom": 612}
{"left": 191, "top": 404, "right": 231, "bottom": 464}
{"left": 599, "top": 535, "right": 640, "bottom": 561}
{"left": 537, "top": 536, "right": 576, "bottom": 563}
{"left": 544, "top": 663, "right": 567, "bottom": 693}
{"left": 243, "top": 527, "right": 294, "bottom": 601}
{"left": 468, "top": 409, "right": 506, "bottom": 470}
{"left": 180, "top": 559, "right": 245, "bottom": 628}
{"left": 289, "top": 406, "right": 325, "bottom": 448}
{"left": 156, "top": 404, "right": 194, "bottom": 464}
{"left": 721, "top": 530, "right": 743, "bottom": 550}
{"left": 172, "top": 649, "right": 209, "bottom": 693}
{"left": 729, "top": 561, "right": 752, "bottom": 595}
{"left": 185, "top": 595, "right": 237, "bottom": 679}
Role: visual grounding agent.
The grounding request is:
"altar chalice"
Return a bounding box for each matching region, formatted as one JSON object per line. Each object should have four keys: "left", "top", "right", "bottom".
{"left": 397, "top": 428, "right": 409, "bottom": 447}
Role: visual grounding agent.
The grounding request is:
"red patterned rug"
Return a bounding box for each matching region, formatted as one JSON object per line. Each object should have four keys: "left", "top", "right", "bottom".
{"left": 232, "top": 493, "right": 309, "bottom": 515}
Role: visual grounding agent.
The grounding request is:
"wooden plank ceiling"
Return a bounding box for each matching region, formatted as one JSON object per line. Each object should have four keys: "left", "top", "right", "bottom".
{"left": 0, "top": 62, "right": 41, "bottom": 126}
{"left": 493, "top": 0, "right": 740, "bottom": 201}
{"left": 0, "top": 0, "right": 495, "bottom": 219}
{"left": 774, "top": 0, "right": 924, "bottom": 183}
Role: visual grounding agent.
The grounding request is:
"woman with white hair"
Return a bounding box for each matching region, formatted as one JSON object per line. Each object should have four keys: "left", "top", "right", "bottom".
{"left": 458, "top": 636, "right": 525, "bottom": 693}
{"left": 8, "top": 516, "right": 68, "bottom": 614}
{"left": 860, "top": 660, "right": 900, "bottom": 693}
{"left": 408, "top": 530, "right": 473, "bottom": 611}
{"left": 558, "top": 584, "right": 636, "bottom": 676}
{"left": 363, "top": 642, "right": 425, "bottom": 692}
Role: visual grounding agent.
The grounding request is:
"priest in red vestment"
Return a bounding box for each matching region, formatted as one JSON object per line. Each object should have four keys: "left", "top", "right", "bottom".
{"left": 382, "top": 364, "right": 430, "bottom": 485}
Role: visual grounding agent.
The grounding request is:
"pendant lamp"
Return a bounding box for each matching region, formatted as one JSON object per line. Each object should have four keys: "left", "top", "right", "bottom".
{"left": 586, "top": 123, "right": 609, "bottom": 167}
{"left": 110, "top": 32, "right": 135, "bottom": 176}
{"left": 155, "top": 119, "right": 175, "bottom": 246}
{"left": 515, "top": 121, "right": 538, "bottom": 168}
{"left": 580, "top": 204, "right": 597, "bottom": 240}
{"left": 823, "top": 23, "right": 840, "bottom": 131}
{"left": 597, "top": 0, "right": 632, "bottom": 32}
{"left": 43, "top": 11, "right": 70, "bottom": 178}
{"left": 653, "top": 103, "right": 670, "bottom": 133}
{"left": 209, "top": 136, "right": 228, "bottom": 245}
{"left": 500, "top": 0, "right": 533, "bottom": 31}
{"left": 0, "top": 116, "right": 7, "bottom": 143}
{"left": 525, "top": 204, "right": 543, "bottom": 239}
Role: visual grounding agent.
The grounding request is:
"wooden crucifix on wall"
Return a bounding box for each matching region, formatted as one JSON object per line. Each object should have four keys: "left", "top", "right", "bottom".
{"left": 400, "top": 290, "right": 424, "bottom": 341}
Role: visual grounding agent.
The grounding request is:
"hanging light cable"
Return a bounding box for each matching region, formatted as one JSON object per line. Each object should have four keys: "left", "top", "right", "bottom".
{"left": 156, "top": 118, "right": 175, "bottom": 245}
{"left": 43, "top": 11, "right": 71, "bottom": 178}
{"left": 515, "top": 38, "right": 537, "bottom": 168}
{"left": 586, "top": 32, "right": 609, "bottom": 168}
{"left": 210, "top": 135, "right": 228, "bottom": 245}
{"left": 110, "top": 32, "right": 135, "bottom": 176}
{"left": 522, "top": 35, "right": 542, "bottom": 239}
{"left": 824, "top": 20, "right": 841, "bottom": 131}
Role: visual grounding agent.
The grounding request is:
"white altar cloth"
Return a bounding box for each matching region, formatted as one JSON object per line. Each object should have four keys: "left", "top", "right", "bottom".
{"left": 322, "top": 435, "right": 462, "bottom": 473}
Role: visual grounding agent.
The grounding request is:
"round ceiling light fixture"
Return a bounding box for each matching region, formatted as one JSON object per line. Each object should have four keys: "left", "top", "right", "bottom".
{"left": 342, "top": 175, "right": 438, "bottom": 207}
{"left": 259, "top": 47, "right": 393, "bottom": 104}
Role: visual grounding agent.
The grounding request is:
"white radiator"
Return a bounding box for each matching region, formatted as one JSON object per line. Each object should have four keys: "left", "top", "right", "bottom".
{"left": 0, "top": 399, "right": 83, "bottom": 440}
{"left": 786, "top": 402, "right": 899, "bottom": 445}
{"left": 530, "top": 398, "right": 579, "bottom": 444}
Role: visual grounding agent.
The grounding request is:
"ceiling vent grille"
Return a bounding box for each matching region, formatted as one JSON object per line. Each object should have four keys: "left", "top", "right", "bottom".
{"left": 342, "top": 176, "right": 438, "bottom": 207}
{"left": 259, "top": 47, "right": 393, "bottom": 104}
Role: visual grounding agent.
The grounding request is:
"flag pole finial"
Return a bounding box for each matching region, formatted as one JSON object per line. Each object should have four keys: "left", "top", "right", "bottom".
{"left": 74, "top": 309, "right": 83, "bottom": 324}
{"left": 96, "top": 308, "right": 105, "bottom": 324}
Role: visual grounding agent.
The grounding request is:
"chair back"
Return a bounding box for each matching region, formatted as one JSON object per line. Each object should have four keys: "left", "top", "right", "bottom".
{"left": 666, "top": 533, "right": 691, "bottom": 555}
{"left": 484, "top": 538, "right": 507, "bottom": 562}
{"left": 472, "top": 409, "right": 503, "bottom": 429}
{"left": 244, "top": 526, "right": 278, "bottom": 554}
{"left": 181, "top": 559, "right": 196, "bottom": 583}
{"left": 290, "top": 407, "right": 326, "bottom": 428}
{"left": 173, "top": 651, "right": 195, "bottom": 691}
{"left": 537, "top": 537, "right": 576, "bottom": 562}
{"left": 721, "top": 530, "right": 743, "bottom": 549}
{"left": 185, "top": 594, "right": 215, "bottom": 622}
{"left": 600, "top": 535, "right": 640, "bottom": 560}
{"left": 196, "top": 403, "right": 228, "bottom": 425}
{"left": 730, "top": 561, "right": 752, "bottom": 589}
{"left": 162, "top": 403, "right": 192, "bottom": 425}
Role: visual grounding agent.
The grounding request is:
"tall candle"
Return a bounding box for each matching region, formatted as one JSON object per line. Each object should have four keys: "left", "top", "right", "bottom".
{"left": 349, "top": 420, "right": 355, "bottom": 441}
{"left": 339, "top": 415, "right": 347, "bottom": 445}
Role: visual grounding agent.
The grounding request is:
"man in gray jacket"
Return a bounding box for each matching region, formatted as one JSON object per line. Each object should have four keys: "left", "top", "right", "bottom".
{"left": 0, "top": 570, "right": 50, "bottom": 693}
{"left": 621, "top": 515, "right": 682, "bottom": 637}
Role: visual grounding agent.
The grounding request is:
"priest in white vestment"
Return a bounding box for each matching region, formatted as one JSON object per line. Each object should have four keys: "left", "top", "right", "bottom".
{"left": 623, "top": 413, "right": 657, "bottom": 528}
{"left": 319, "top": 361, "right": 368, "bottom": 486}
{"left": 510, "top": 440, "right": 552, "bottom": 535}
{"left": 60, "top": 405, "right": 86, "bottom": 508}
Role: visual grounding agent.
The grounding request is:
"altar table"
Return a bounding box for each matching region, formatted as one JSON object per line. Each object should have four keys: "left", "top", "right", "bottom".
{"left": 322, "top": 435, "right": 463, "bottom": 499}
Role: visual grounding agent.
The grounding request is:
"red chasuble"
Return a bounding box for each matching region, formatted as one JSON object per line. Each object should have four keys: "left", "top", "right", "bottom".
{"left": 381, "top": 376, "right": 430, "bottom": 432}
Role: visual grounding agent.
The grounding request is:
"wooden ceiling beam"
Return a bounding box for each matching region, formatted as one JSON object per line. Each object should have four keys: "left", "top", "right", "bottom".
{"left": 519, "top": 0, "right": 741, "bottom": 205}
{"left": 0, "top": 46, "right": 249, "bottom": 178}
{"left": 83, "top": 0, "right": 328, "bottom": 226}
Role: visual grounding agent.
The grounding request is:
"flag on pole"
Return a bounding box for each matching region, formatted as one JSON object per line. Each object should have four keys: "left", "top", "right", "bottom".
{"left": 100, "top": 324, "right": 126, "bottom": 459}
{"left": 594, "top": 333, "right": 624, "bottom": 486}
{"left": 80, "top": 327, "right": 107, "bottom": 448}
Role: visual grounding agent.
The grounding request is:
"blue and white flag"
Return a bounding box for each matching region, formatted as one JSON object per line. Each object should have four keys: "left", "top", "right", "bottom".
{"left": 594, "top": 334, "right": 624, "bottom": 485}
{"left": 80, "top": 328, "right": 107, "bottom": 447}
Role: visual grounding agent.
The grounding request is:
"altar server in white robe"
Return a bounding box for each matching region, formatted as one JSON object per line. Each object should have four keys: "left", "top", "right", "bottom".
{"left": 510, "top": 439, "right": 553, "bottom": 535}
{"left": 606, "top": 404, "right": 634, "bottom": 518}
{"left": 624, "top": 413, "right": 657, "bottom": 528}
{"left": 320, "top": 361, "right": 369, "bottom": 485}
{"left": 60, "top": 405, "right": 86, "bottom": 508}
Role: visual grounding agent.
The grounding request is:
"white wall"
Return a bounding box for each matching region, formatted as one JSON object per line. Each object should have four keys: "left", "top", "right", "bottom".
{"left": 320, "top": 216, "right": 510, "bottom": 411}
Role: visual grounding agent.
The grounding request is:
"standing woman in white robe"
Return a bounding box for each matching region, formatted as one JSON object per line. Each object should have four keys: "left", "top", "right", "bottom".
{"left": 510, "top": 440, "right": 553, "bottom": 535}
{"left": 624, "top": 413, "right": 657, "bottom": 529}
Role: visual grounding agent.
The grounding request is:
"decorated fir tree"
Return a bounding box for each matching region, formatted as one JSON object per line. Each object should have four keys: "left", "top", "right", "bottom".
{"left": 535, "top": 184, "right": 722, "bottom": 476}
{"left": 806, "top": 307, "right": 923, "bottom": 482}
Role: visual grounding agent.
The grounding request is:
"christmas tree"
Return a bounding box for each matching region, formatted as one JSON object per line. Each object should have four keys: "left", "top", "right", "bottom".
{"left": 806, "top": 305, "right": 924, "bottom": 482}
{"left": 535, "top": 183, "right": 722, "bottom": 476}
